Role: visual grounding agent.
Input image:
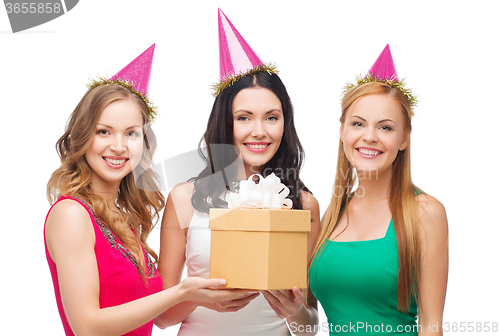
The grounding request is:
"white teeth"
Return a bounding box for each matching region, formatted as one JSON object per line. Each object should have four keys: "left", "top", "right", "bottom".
{"left": 358, "top": 149, "right": 380, "bottom": 156}
{"left": 247, "top": 144, "right": 268, "bottom": 149}
{"left": 104, "top": 157, "right": 126, "bottom": 165}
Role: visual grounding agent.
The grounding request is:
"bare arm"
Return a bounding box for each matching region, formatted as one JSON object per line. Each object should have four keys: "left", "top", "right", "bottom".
{"left": 45, "top": 199, "right": 233, "bottom": 336}
{"left": 155, "top": 183, "right": 259, "bottom": 329}
{"left": 155, "top": 183, "right": 199, "bottom": 328}
{"left": 416, "top": 194, "right": 448, "bottom": 336}
{"left": 261, "top": 191, "right": 321, "bottom": 336}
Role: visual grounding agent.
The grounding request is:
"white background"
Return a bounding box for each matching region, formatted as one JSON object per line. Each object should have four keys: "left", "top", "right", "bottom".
{"left": 1, "top": 0, "right": 499, "bottom": 334}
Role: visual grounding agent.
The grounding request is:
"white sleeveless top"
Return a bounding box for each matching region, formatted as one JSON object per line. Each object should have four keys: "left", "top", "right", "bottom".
{"left": 178, "top": 209, "right": 291, "bottom": 336}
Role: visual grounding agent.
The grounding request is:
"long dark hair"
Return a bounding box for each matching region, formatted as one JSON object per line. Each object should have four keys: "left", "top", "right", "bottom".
{"left": 191, "top": 72, "right": 310, "bottom": 213}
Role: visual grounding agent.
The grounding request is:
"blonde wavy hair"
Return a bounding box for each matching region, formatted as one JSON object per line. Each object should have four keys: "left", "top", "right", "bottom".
{"left": 47, "top": 84, "right": 165, "bottom": 280}
{"left": 310, "top": 81, "right": 422, "bottom": 312}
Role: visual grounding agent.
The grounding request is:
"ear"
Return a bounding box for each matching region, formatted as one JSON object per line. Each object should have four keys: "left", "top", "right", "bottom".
{"left": 339, "top": 123, "right": 345, "bottom": 143}
{"left": 399, "top": 132, "right": 409, "bottom": 151}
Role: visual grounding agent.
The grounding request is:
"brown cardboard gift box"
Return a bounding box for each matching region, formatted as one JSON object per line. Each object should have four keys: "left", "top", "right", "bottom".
{"left": 209, "top": 208, "right": 311, "bottom": 290}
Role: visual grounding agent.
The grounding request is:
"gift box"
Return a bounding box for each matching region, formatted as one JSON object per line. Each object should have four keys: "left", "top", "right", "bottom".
{"left": 209, "top": 208, "right": 311, "bottom": 290}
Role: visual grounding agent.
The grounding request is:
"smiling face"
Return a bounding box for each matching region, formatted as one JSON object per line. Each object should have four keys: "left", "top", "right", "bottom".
{"left": 340, "top": 93, "right": 408, "bottom": 179}
{"left": 85, "top": 99, "right": 144, "bottom": 191}
{"left": 232, "top": 86, "right": 284, "bottom": 177}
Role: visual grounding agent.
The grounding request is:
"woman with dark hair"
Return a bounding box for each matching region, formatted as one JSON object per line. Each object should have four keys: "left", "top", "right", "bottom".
{"left": 191, "top": 72, "right": 310, "bottom": 213}
{"left": 154, "top": 10, "right": 320, "bottom": 336}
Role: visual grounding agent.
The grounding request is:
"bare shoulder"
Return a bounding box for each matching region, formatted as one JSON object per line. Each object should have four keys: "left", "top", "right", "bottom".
{"left": 45, "top": 199, "right": 95, "bottom": 260}
{"left": 46, "top": 199, "right": 93, "bottom": 232}
{"left": 169, "top": 182, "right": 195, "bottom": 203}
{"left": 299, "top": 190, "right": 319, "bottom": 211}
{"left": 416, "top": 193, "right": 448, "bottom": 235}
{"left": 163, "top": 182, "right": 195, "bottom": 230}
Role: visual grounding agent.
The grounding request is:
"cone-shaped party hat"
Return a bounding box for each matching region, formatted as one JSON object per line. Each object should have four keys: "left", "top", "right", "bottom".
{"left": 87, "top": 44, "right": 157, "bottom": 121}
{"left": 218, "top": 8, "right": 263, "bottom": 81}
{"left": 110, "top": 44, "right": 155, "bottom": 96}
{"left": 343, "top": 44, "right": 417, "bottom": 109}
{"left": 212, "top": 9, "right": 278, "bottom": 96}
{"left": 368, "top": 44, "right": 398, "bottom": 81}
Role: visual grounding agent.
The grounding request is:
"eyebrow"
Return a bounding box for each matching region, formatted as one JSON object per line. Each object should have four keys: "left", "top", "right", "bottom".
{"left": 350, "top": 115, "right": 396, "bottom": 125}
{"left": 97, "top": 123, "right": 142, "bottom": 130}
{"left": 233, "top": 109, "right": 283, "bottom": 115}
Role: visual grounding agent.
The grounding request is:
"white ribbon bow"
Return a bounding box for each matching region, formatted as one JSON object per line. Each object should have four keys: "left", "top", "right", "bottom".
{"left": 227, "top": 173, "right": 293, "bottom": 209}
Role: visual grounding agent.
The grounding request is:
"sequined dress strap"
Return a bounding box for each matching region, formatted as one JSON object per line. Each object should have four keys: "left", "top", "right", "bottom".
{"left": 65, "top": 196, "right": 156, "bottom": 277}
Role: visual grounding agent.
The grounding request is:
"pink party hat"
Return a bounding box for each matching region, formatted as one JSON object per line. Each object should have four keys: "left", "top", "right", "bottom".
{"left": 218, "top": 8, "right": 263, "bottom": 80}
{"left": 343, "top": 44, "right": 417, "bottom": 109}
{"left": 367, "top": 44, "right": 398, "bottom": 81}
{"left": 110, "top": 44, "right": 155, "bottom": 96}
{"left": 212, "top": 9, "right": 277, "bottom": 96}
{"left": 88, "top": 44, "right": 157, "bottom": 121}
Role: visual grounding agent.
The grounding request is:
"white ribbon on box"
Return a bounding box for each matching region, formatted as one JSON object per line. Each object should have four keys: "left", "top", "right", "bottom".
{"left": 227, "top": 173, "right": 293, "bottom": 209}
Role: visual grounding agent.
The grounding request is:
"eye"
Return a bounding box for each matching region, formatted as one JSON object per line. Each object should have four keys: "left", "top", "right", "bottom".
{"left": 237, "top": 115, "right": 249, "bottom": 122}
{"left": 96, "top": 129, "right": 109, "bottom": 135}
{"left": 351, "top": 121, "right": 363, "bottom": 127}
{"left": 128, "top": 131, "right": 140, "bottom": 138}
{"left": 380, "top": 125, "right": 393, "bottom": 131}
{"left": 266, "top": 115, "right": 279, "bottom": 122}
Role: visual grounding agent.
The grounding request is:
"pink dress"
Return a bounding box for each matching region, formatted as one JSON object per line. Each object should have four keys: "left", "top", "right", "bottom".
{"left": 44, "top": 196, "right": 163, "bottom": 335}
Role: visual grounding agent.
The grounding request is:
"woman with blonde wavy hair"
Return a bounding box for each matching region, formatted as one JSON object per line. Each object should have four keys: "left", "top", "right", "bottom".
{"left": 44, "top": 46, "right": 253, "bottom": 336}
{"left": 309, "top": 45, "right": 448, "bottom": 335}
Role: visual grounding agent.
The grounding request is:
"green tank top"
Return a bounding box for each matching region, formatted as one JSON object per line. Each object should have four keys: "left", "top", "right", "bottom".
{"left": 309, "top": 219, "right": 418, "bottom": 335}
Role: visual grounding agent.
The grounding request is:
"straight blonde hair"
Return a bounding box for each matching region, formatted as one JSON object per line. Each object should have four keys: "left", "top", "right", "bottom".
{"left": 47, "top": 84, "right": 165, "bottom": 281}
{"left": 310, "top": 82, "right": 421, "bottom": 312}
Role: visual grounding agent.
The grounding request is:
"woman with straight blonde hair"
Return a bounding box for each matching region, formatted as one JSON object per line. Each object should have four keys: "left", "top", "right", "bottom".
{"left": 44, "top": 45, "right": 253, "bottom": 336}
{"left": 309, "top": 45, "right": 448, "bottom": 335}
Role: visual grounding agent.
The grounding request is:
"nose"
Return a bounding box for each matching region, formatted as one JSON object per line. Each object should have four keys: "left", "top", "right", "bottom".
{"left": 251, "top": 120, "right": 266, "bottom": 138}
{"left": 362, "top": 127, "right": 378, "bottom": 143}
{"left": 109, "top": 135, "right": 127, "bottom": 153}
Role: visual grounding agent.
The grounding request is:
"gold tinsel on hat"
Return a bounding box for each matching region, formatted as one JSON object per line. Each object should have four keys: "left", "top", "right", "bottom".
{"left": 211, "top": 63, "right": 279, "bottom": 97}
{"left": 343, "top": 74, "right": 418, "bottom": 112}
{"left": 87, "top": 76, "right": 158, "bottom": 122}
